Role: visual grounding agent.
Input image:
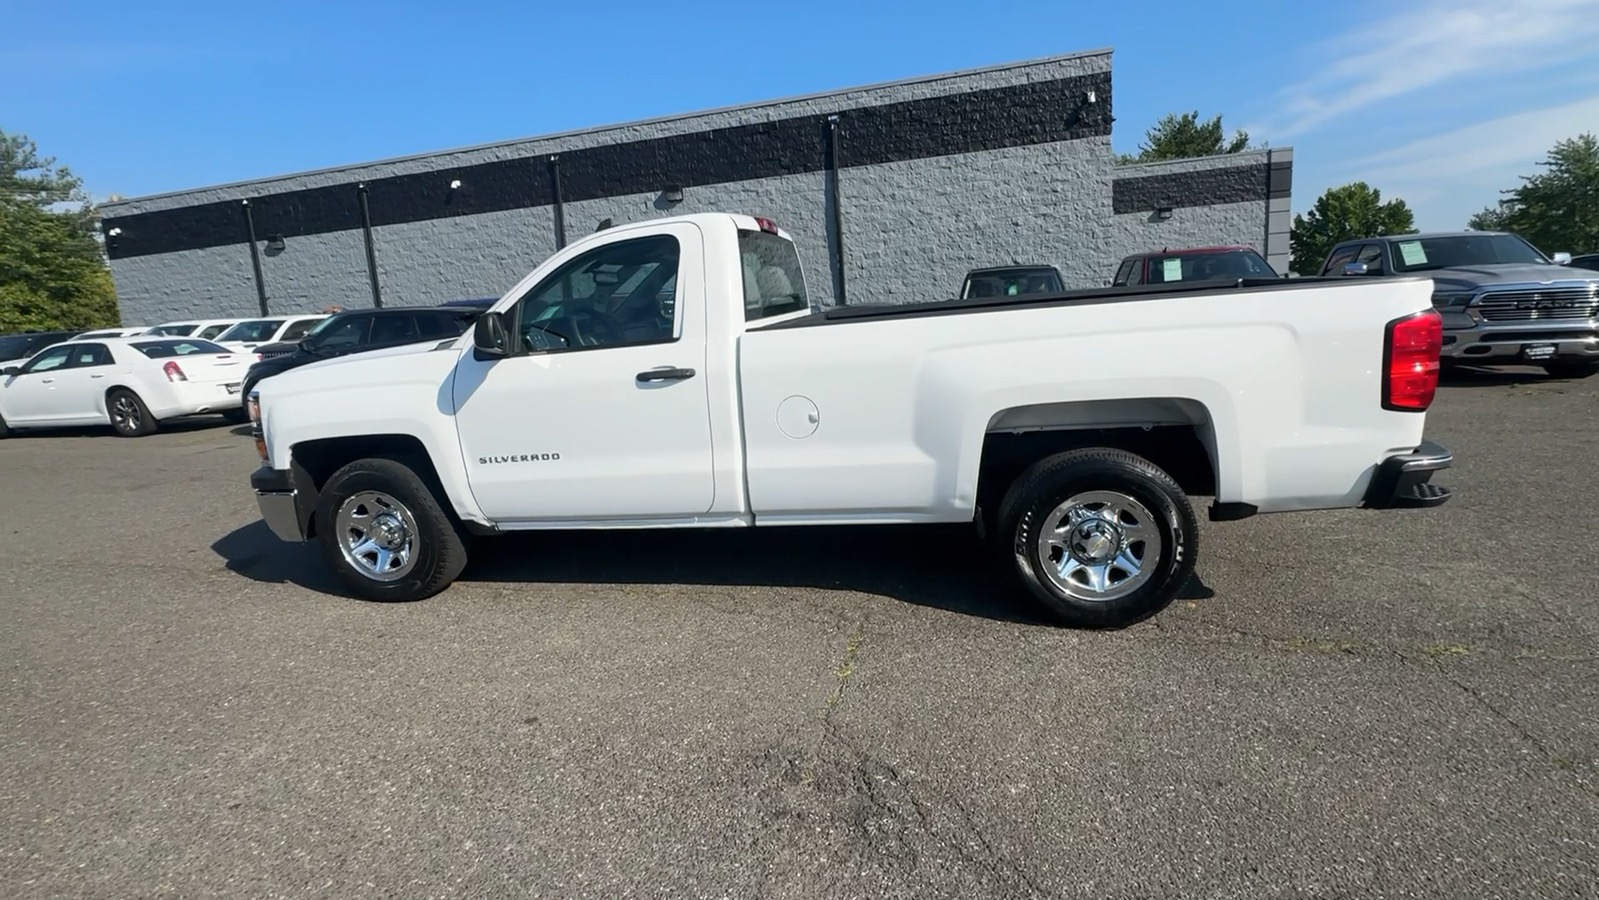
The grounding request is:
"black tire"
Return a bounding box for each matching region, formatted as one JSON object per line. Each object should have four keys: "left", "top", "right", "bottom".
{"left": 0, "top": 410, "right": 10, "bottom": 438}
{"left": 995, "top": 447, "right": 1197, "bottom": 628}
{"left": 314, "top": 457, "right": 469, "bottom": 602}
{"left": 220, "top": 407, "right": 249, "bottom": 425}
{"left": 106, "top": 388, "right": 157, "bottom": 437}
{"left": 1542, "top": 361, "right": 1599, "bottom": 379}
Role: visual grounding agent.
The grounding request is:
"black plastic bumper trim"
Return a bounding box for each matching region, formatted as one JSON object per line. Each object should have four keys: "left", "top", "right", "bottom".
{"left": 1364, "top": 440, "right": 1454, "bottom": 509}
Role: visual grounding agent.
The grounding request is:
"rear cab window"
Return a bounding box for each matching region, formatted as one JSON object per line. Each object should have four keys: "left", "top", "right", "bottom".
{"left": 738, "top": 228, "right": 811, "bottom": 323}
{"left": 131, "top": 339, "right": 232, "bottom": 358}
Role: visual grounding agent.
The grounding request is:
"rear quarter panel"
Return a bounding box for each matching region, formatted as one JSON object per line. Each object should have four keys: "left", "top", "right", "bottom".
{"left": 737, "top": 277, "right": 1437, "bottom": 522}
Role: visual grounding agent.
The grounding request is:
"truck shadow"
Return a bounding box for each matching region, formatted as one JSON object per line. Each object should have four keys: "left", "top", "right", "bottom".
{"left": 1439, "top": 364, "right": 1567, "bottom": 387}
{"left": 210, "top": 521, "right": 1215, "bottom": 625}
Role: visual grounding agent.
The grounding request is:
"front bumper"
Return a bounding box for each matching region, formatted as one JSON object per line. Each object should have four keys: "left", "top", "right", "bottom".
{"left": 1440, "top": 322, "right": 1599, "bottom": 363}
{"left": 1363, "top": 440, "right": 1454, "bottom": 509}
{"left": 252, "top": 464, "right": 314, "bottom": 542}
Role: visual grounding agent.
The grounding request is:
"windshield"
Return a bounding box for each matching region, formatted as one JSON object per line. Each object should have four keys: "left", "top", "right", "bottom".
{"left": 1390, "top": 234, "right": 1549, "bottom": 272}
{"left": 963, "top": 268, "right": 1063, "bottom": 299}
{"left": 147, "top": 323, "right": 198, "bottom": 336}
{"left": 215, "top": 319, "right": 283, "bottom": 342}
{"left": 0, "top": 335, "right": 39, "bottom": 359}
{"left": 302, "top": 314, "right": 369, "bottom": 351}
{"left": 1146, "top": 249, "right": 1277, "bottom": 283}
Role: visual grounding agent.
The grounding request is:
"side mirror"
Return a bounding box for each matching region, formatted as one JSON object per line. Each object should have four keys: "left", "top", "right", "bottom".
{"left": 1552, "top": 252, "right": 1572, "bottom": 265}
{"left": 1342, "top": 262, "right": 1370, "bottom": 276}
{"left": 472, "top": 311, "right": 511, "bottom": 359}
{"left": 2, "top": 366, "right": 19, "bottom": 376}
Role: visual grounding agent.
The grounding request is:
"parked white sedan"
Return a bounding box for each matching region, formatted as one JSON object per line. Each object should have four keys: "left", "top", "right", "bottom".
{"left": 145, "top": 318, "right": 246, "bottom": 340}
{"left": 213, "top": 315, "right": 327, "bottom": 352}
{"left": 0, "top": 337, "right": 249, "bottom": 438}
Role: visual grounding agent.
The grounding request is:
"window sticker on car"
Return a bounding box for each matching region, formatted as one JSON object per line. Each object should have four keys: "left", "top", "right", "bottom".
{"left": 1398, "top": 241, "right": 1428, "bottom": 266}
{"left": 1162, "top": 258, "right": 1183, "bottom": 281}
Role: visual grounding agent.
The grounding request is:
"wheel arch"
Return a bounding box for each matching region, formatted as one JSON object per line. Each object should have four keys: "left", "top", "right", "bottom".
{"left": 288, "top": 434, "right": 456, "bottom": 539}
{"left": 972, "top": 397, "right": 1222, "bottom": 529}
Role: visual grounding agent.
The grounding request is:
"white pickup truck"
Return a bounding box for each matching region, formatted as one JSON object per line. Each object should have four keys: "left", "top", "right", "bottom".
{"left": 247, "top": 212, "right": 1454, "bottom": 627}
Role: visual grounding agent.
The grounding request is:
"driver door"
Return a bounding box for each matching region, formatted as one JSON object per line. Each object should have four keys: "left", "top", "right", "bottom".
{"left": 1, "top": 345, "right": 76, "bottom": 423}
{"left": 451, "top": 221, "right": 715, "bottom": 523}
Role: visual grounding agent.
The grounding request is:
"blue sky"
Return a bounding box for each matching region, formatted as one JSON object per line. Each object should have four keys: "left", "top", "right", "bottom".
{"left": 4, "top": 0, "right": 1597, "bottom": 233}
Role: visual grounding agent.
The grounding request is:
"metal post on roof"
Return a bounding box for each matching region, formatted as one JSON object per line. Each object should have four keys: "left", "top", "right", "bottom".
{"left": 825, "top": 115, "right": 848, "bottom": 306}
{"left": 357, "top": 184, "right": 384, "bottom": 308}
{"left": 549, "top": 155, "right": 567, "bottom": 250}
{"left": 241, "top": 200, "right": 270, "bottom": 316}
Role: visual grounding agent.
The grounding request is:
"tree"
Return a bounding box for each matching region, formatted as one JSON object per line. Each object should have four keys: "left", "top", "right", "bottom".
{"left": 1119, "top": 111, "right": 1254, "bottom": 164}
{"left": 0, "top": 128, "right": 119, "bottom": 332}
{"left": 1289, "top": 182, "right": 1416, "bottom": 276}
{"left": 1466, "top": 132, "right": 1599, "bottom": 253}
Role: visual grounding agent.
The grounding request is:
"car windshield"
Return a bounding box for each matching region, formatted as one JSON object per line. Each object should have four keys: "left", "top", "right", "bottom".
{"left": 1389, "top": 234, "right": 1549, "bottom": 272}
{"left": 1145, "top": 250, "right": 1277, "bottom": 283}
{"left": 131, "top": 339, "right": 231, "bottom": 358}
{"left": 964, "top": 269, "right": 1063, "bottom": 298}
{"left": 147, "top": 324, "right": 198, "bottom": 336}
{"left": 0, "top": 335, "right": 41, "bottom": 359}
{"left": 216, "top": 320, "right": 282, "bottom": 342}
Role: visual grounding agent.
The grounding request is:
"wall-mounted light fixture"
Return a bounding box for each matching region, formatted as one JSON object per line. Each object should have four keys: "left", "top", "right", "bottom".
{"left": 449, "top": 179, "right": 462, "bottom": 190}
{"left": 1155, "top": 205, "right": 1174, "bottom": 220}
{"left": 661, "top": 184, "right": 684, "bottom": 204}
{"left": 266, "top": 234, "right": 286, "bottom": 252}
{"left": 1086, "top": 89, "right": 1097, "bottom": 104}
{"left": 107, "top": 227, "right": 122, "bottom": 237}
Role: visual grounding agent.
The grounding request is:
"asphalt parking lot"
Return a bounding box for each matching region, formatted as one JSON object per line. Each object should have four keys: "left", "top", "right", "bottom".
{"left": 3, "top": 365, "right": 1597, "bottom": 899}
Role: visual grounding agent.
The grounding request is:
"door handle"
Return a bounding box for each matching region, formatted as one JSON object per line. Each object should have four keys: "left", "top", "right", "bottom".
{"left": 90, "top": 373, "right": 105, "bottom": 379}
{"left": 636, "top": 367, "right": 696, "bottom": 383}
{"left": 41, "top": 378, "right": 54, "bottom": 384}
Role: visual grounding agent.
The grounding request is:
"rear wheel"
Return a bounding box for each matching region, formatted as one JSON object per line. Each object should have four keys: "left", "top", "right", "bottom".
{"left": 107, "top": 388, "right": 157, "bottom": 437}
{"left": 996, "top": 447, "right": 1197, "bottom": 628}
{"left": 221, "top": 408, "right": 249, "bottom": 425}
{"left": 0, "top": 410, "right": 10, "bottom": 438}
{"left": 1543, "top": 361, "right": 1599, "bottom": 379}
{"left": 314, "top": 457, "right": 469, "bottom": 602}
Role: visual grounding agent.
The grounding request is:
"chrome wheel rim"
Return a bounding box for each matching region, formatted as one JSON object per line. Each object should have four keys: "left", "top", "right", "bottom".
{"left": 111, "top": 396, "right": 140, "bottom": 432}
{"left": 1037, "top": 490, "right": 1162, "bottom": 602}
{"left": 335, "top": 491, "right": 420, "bottom": 582}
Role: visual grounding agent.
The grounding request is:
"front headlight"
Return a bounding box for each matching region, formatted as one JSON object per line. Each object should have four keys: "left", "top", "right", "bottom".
{"left": 248, "top": 391, "right": 267, "bottom": 462}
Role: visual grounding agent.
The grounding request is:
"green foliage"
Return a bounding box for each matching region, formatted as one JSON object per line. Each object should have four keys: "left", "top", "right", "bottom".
{"left": 1468, "top": 132, "right": 1599, "bottom": 254}
{"left": 1289, "top": 182, "right": 1416, "bottom": 276}
{"left": 1118, "top": 111, "right": 1254, "bottom": 164}
{"left": 0, "top": 128, "right": 119, "bottom": 332}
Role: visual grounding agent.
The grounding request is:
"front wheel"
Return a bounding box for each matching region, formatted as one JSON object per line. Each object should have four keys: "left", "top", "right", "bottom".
{"left": 1543, "top": 361, "right": 1599, "bottom": 379}
{"left": 314, "top": 457, "right": 469, "bottom": 602}
{"left": 996, "top": 447, "right": 1197, "bottom": 628}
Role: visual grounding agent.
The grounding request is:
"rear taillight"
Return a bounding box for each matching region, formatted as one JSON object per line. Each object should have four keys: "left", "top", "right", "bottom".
{"left": 163, "top": 360, "right": 187, "bottom": 382}
{"left": 1382, "top": 309, "right": 1443, "bottom": 412}
{"left": 754, "top": 217, "right": 780, "bottom": 234}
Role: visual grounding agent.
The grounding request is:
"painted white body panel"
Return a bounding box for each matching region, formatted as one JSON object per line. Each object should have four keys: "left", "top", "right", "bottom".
{"left": 0, "top": 337, "right": 248, "bottom": 429}
{"left": 254, "top": 213, "right": 1437, "bottom": 531}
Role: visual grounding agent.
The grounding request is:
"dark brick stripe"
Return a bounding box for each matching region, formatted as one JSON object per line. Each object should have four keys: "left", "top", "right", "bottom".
{"left": 1110, "top": 162, "right": 1271, "bottom": 215}
{"left": 103, "top": 71, "right": 1112, "bottom": 260}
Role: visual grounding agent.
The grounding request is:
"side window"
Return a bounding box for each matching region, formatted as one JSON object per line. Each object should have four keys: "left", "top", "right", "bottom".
{"left": 20, "top": 345, "right": 73, "bottom": 374}
{"left": 67, "top": 343, "right": 112, "bottom": 368}
{"left": 418, "top": 314, "right": 463, "bottom": 338}
{"left": 1127, "top": 258, "right": 1146, "bottom": 285}
{"left": 280, "top": 318, "right": 320, "bottom": 341}
{"left": 1321, "top": 246, "right": 1360, "bottom": 275}
{"left": 508, "top": 234, "right": 681, "bottom": 353}
{"left": 1112, "top": 259, "right": 1137, "bottom": 286}
{"left": 1355, "top": 243, "right": 1386, "bottom": 274}
{"left": 198, "top": 324, "right": 230, "bottom": 339}
{"left": 371, "top": 315, "right": 422, "bottom": 344}
{"left": 316, "top": 317, "right": 371, "bottom": 350}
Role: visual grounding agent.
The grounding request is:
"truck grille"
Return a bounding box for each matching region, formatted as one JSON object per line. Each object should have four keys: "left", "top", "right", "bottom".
{"left": 1476, "top": 285, "right": 1599, "bottom": 321}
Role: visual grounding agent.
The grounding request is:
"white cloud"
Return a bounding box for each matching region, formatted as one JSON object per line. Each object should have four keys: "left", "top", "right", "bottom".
{"left": 1347, "top": 93, "right": 1599, "bottom": 186}
{"left": 1250, "top": 0, "right": 1599, "bottom": 139}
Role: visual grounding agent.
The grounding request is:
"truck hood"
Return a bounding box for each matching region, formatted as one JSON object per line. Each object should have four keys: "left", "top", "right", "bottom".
{"left": 257, "top": 337, "right": 462, "bottom": 399}
{"left": 1426, "top": 264, "right": 1599, "bottom": 294}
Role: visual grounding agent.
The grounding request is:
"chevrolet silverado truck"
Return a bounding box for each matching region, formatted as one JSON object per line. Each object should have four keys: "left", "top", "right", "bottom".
{"left": 1320, "top": 230, "right": 1598, "bottom": 378}
{"left": 247, "top": 212, "right": 1454, "bottom": 628}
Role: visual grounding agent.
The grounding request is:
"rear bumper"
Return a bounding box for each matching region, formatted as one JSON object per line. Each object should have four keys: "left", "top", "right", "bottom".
{"left": 251, "top": 464, "right": 313, "bottom": 542}
{"left": 157, "top": 380, "right": 246, "bottom": 417}
{"left": 1363, "top": 440, "right": 1454, "bottom": 509}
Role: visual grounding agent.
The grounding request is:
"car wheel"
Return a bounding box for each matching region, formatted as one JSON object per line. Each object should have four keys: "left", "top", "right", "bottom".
{"left": 107, "top": 388, "right": 157, "bottom": 437}
{"left": 314, "top": 457, "right": 469, "bottom": 602}
{"left": 996, "top": 447, "right": 1197, "bottom": 628}
{"left": 1542, "top": 361, "right": 1599, "bottom": 379}
{"left": 0, "top": 410, "right": 10, "bottom": 438}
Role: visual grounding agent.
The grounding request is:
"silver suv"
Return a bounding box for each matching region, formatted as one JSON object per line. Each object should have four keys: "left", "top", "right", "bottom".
{"left": 1319, "top": 231, "right": 1598, "bottom": 379}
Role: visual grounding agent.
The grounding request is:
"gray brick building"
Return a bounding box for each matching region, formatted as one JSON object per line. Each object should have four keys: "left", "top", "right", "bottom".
{"left": 99, "top": 48, "right": 1293, "bottom": 323}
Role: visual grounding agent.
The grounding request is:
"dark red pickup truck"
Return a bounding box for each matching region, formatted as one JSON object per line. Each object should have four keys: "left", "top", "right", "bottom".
{"left": 1111, "top": 245, "right": 1280, "bottom": 286}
